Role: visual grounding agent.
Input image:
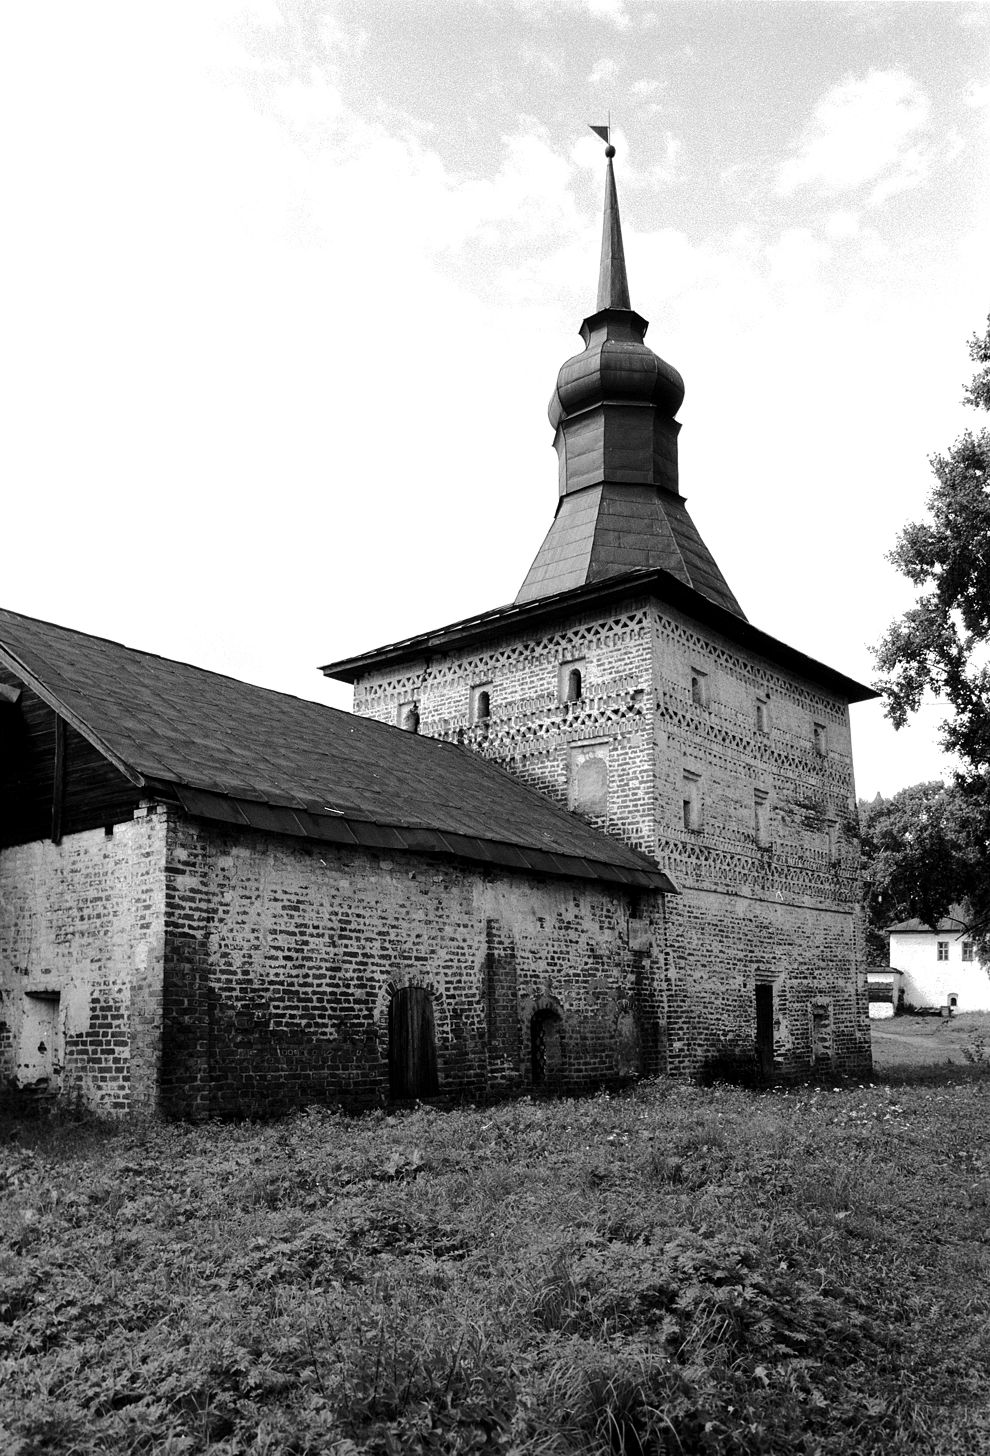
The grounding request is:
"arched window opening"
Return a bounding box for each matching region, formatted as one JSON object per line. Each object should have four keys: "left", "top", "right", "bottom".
{"left": 558, "top": 659, "right": 586, "bottom": 706}
{"left": 530, "top": 1008, "right": 564, "bottom": 1088}
{"left": 402, "top": 704, "right": 420, "bottom": 734}
{"left": 388, "top": 985, "right": 439, "bottom": 1099}
{"left": 470, "top": 682, "right": 493, "bottom": 731}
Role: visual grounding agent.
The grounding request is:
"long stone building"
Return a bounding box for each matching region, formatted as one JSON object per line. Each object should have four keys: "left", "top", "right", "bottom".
{"left": 0, "top": 146, "right": 874, "bottom": 1116}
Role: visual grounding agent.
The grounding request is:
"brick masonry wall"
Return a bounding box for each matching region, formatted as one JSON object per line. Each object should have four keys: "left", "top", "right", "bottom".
{"left": 0, "top": 806, "right": 167, "bottom": 1113}
{"left": 159, "top": 811, "right": 666, "bottom": 1119}
{"left": 348, "top": 589, "right": 872, "bottom": 1080}
{"left": 650, "top": 602, "right": 871, "bottom": 1079}
{"left": 352, "top": 597, "right": 657, "bottom": 853}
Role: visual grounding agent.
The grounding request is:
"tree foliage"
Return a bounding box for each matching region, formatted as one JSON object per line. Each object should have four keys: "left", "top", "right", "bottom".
{"left": 858, "top": 781, "right": 981, "bottom": 960}
{"left": 875, "top": 316, "right": 990, "bottom": 941}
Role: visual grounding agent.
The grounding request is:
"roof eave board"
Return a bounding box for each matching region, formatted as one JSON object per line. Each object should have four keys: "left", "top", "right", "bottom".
{"left": 321, "top": 567, "right": 877, "bottom": 703}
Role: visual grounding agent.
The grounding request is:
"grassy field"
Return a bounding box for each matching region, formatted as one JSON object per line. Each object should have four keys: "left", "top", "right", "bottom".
{"left": 2, "top": 1075, "right": 990, "bottom": 1456}
{"left": 871, "top": 1010, "right": 990, "bottom": 1069}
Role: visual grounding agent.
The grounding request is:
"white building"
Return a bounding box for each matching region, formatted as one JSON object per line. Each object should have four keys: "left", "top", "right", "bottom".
{"left": 887, "top": 907, "right": 990, "bottom": 1013}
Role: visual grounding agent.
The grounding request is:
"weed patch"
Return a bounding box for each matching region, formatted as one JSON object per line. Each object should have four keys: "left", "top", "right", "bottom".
{"left": 1, "top": 1083, "right": 988, "bottom": 1453}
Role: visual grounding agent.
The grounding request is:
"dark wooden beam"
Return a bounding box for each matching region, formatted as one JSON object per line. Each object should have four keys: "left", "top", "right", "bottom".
{"left": 51, "top": 715, "right": 65, "bottom": 844}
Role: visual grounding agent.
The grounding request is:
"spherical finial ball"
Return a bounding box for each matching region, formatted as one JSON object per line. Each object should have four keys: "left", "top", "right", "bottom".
{"left": 605, "top": 144, "right": 616, "bottom": 158}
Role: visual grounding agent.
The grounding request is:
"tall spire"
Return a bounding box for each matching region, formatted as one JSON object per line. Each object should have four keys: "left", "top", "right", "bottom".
{"left": 597, "top": 151, "right": 631, "bottom": 311}
{"left": 513, "top": 130, "right": 746, "bottom": 618}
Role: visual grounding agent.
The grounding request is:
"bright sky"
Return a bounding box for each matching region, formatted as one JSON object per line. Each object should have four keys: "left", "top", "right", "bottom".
{"left": 3, "top": 1, "right": 989, "bottom": 799}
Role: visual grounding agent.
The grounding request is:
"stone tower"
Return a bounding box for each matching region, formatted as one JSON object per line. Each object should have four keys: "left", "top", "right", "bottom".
{"left": 323, "top": 141, "right": 875, "bottom": 1081}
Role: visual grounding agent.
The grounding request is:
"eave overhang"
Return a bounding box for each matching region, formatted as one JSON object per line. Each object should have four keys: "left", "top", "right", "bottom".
{"left": 321, "top": 567, "right": 879, "bottom": 704}
{"left": 149, "top": 782, "right": 677, "bottom": 892}
{"left": 0, "top": 644, "right": 145, "bottom": 786}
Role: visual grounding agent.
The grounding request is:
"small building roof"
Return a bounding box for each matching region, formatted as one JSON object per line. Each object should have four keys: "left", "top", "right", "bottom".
{"left": 0, "top": 607, "right": 674, "bottom": 892}
{"left": 887, "top": 906, "right": 970, "bottom": 936}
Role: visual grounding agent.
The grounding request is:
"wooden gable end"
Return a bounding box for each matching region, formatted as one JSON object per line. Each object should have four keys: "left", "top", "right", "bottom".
{"left": 0, "top": 667, "right": 141, "bottom": 848}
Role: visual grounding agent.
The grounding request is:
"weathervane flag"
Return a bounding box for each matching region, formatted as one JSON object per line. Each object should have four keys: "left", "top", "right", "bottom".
{"left": 589, "top": 123, "right": 610, "bottom": 144}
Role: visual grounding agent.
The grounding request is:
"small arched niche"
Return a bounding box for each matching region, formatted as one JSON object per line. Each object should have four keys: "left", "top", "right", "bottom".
{"left": 558, "top": 658, "right": 586, "bottom": 706}
{"left": 530, "top": 1008, "right": 564, "bottom": 1088}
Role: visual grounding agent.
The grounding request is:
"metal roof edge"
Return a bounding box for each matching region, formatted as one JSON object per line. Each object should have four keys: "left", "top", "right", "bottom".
{"left": 321, "top": 567, "right": 877, "bottom": 703}
{"left": 162, "top": 785, "right": 676, "bottom": 892}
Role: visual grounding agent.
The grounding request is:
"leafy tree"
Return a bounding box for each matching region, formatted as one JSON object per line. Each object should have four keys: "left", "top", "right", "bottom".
{"left": 858, "top": 781, "right": 981, "bottom": 961}
{"left": 875, "top": 316, "right": 990, "bottom": 943}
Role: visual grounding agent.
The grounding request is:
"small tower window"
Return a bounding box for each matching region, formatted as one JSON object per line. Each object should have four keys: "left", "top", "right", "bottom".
{"left": 398, "top": 701, "right": 420, "bottom": 734}
{"left": 470, "top": 683, "right": 492, "bottom": 725}
{"left": 682, "top": 770, "right": 703, "bottom": 831}
{"left": 756, "top": 696, "right": 770, "bottom": 734}
{"left": 827, "top": 819, "right": 839, "bottom": 865}
{"left": 754, "top": 788, "right": 771, "bottom": 848}
{"left": 690, "top": 668, "right": 710, "bottom": 709}
{"left": 937, "top": 941, "right": 949, "bottom": 962}
{"left": 813, "top": 721, "right": 828, "bottom": 757}
{"left": 558, "top": 659, "right": 587, "bottom": 705}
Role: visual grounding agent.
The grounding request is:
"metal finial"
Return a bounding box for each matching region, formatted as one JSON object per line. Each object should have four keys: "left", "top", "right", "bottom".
{"left": 595, "top": 130, "right": 630, "bottom": 312}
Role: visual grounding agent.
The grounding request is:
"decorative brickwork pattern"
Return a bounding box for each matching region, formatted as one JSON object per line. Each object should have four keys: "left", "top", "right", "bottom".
{"left": 353, "top": 603, "right": 657, "bottom": 851}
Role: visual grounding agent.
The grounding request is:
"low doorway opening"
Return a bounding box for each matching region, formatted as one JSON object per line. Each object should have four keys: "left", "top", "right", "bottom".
{"left": 388, "top": 985, "right": 439, "bottom": 1100}
{"left": 530, "top": 1009, "right": 564, "bottom": 1088}
{"left": 18, "top": 991, "right": 62, "bottom": 1091}
{"left": 755, "top": 984, "right": 774, "bottom": 1079}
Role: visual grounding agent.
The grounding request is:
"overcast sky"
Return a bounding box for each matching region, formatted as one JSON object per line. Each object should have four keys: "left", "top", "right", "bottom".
{"left": 3, "top": 0, "right": 989, "bottom": 798}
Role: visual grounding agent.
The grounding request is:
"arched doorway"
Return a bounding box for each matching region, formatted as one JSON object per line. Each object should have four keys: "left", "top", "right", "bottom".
{"left": 530, "top": 1008, "right": 564, "bottom": 1088}
{"left": 388, "top": 985, "right": 439, "bottom": 1099}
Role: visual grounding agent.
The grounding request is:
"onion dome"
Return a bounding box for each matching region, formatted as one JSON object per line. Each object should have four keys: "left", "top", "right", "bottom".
{"left": 549, "top": 156, "right": 684, "bottom": 433}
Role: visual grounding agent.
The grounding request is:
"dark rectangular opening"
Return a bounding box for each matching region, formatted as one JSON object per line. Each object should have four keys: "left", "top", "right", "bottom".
{"left": 755, "top": 984, "right": 774, "bottom": 1077}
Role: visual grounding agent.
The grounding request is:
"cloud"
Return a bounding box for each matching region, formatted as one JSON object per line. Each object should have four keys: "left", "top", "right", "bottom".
{"left": 776, "top": 69, "right": 931, "bottom": 205}
{"left": 505, "top": 0, "right": 632, "bottom": 27}
{"left": 824, "top": 209, "right": 860, "bottom": 239}
{"left": 966, "top": 79, "right": 990, "bottom": 108}
{"left": 588, "top": 56, "right": 618, "bottom": 87}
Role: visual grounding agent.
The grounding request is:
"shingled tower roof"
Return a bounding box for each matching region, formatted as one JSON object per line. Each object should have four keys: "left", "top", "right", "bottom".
{"left": 516, "top": 141, "right": 745, "bottom": 617}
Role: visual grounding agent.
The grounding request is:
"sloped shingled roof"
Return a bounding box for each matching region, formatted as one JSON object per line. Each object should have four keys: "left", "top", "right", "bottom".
{"left": 515, "top": 484, "right": 747, "bottom": 615}
{"left": 887, "top": 906, "right": 970, "bottom": 935}
{"left": 0, "top": 608, "right": 674, "bottom": 891}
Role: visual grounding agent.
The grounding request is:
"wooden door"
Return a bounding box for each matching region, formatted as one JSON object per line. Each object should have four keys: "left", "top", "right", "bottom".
{"left": 388, "top": 986, "right": 439, "bottom": 1099}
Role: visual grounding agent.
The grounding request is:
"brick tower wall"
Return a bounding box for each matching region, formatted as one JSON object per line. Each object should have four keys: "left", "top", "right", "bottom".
{"left": 651, "top": 602, "right": 870, "bottom": 1078}
{"left": 349, "top": 590, "right": 871, "bottom": 1081}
